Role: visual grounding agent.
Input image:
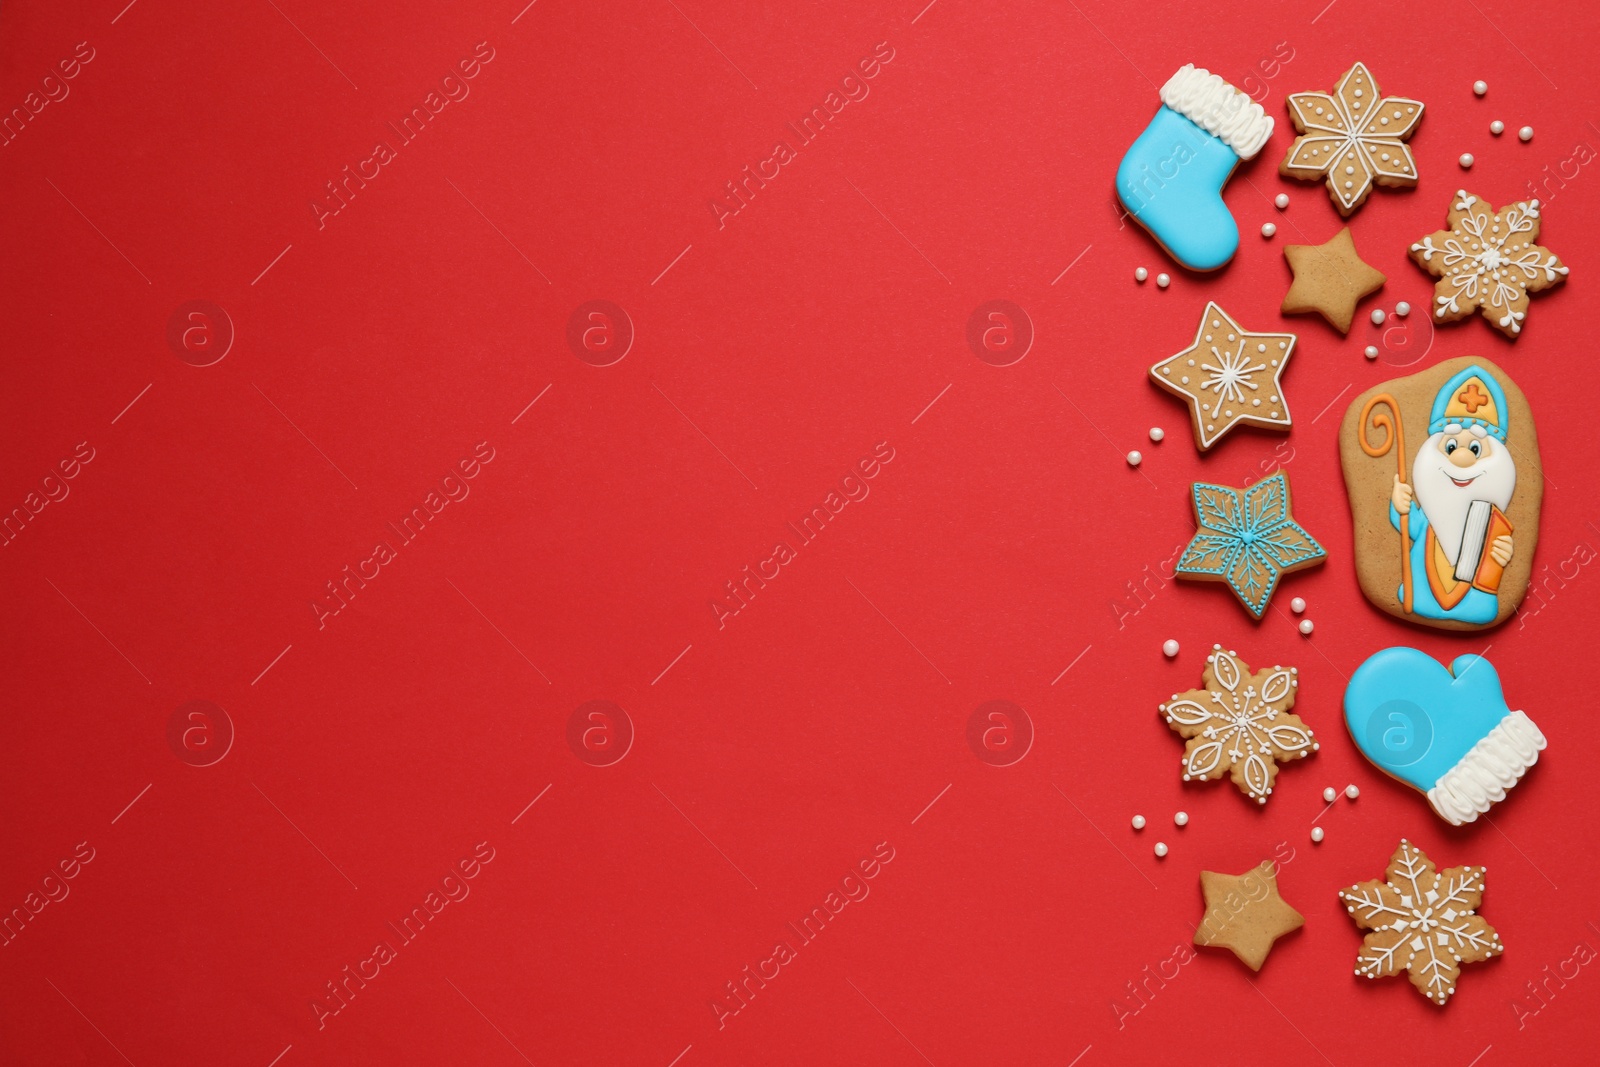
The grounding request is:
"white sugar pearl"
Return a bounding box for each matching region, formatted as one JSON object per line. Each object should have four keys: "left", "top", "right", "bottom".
{"left": 1459, "top": 153, "right": 1475, "bottom": 169}
{"left": 1154, "top": 842, "right": 1168, "bottom": 857}
{"left": 1127, "top": 450, "right": 1142, "bottom": 466}
{"left": 1163, "top": 639, "right": 1179, "bottom": 658}
{"left": 1473, "top": 80, "right": 1488, "bottom": 96}
{"left": 1346, "top": 784, "right": 1360, "bottom": 800}
{"left": 1298, "top": 619, "right": 1314, "bottom": 635}
{"left": 1491, "top": 120, "right": 1505, "bottom": 136}
{"left": 1290, "top": 597, "right": 1306, "bottom": 614}
{"left": 1311, "top": 826, "right": 1325, "bottom": 843}
{"left": 1156, "top": 273, "right": 1171, "bottom": 288}
{"left": 1371, "top": 309, "right": 1386, "bottom": 325}
{"left": 1174, "top": 811, "right": 1189, "bottom": 827}
{"left": 1261, "top": 222, "right": 1277, "bottom": 238}
{"left": 1364, "top": 345, "right": 1379, "bottom": 360}
{"left": 1520, "top": 126, "right": 1534, "bottom": 142}
{"left": 1275, "top": 193, "right": 1290, "bottom": 209}
{"left": 1323, "top": 787, "right": 1337, "bottom": 803}
{"left": 1132, "top": 814, "right": 1146, "bottom": 830}
{"left": 1149, "top": 426, "right": 1165, "bottom": 442}
{"left": 1395, "top": 301, "right": 1410, "bottom": 317}
{"left": 1135, "top": 266, "right": 1148, "bottom": 282}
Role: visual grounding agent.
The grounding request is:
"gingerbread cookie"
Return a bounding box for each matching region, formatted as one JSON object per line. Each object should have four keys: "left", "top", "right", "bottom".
{"left": 1175, "top": 471, "right": 1327, "bottom": 618}
{"left": 1281, "top": 228, "right": 1386, "bottom": 333}
{"left": 1409, "top": 190, "right": 1568, "bottom": 338}
{"left": 1281, "top": 62, "right": 1423, "bottom": 216}
{"left": 1161, "top": 644, "right": 1316, "bottom": 804}
{"left": 1344, "top": 647, "right": 1545, "bottom": 825}
{"left": 1195, "top": 861, "right": 1304, "bottom": 971}
{"left": 1149, "top": 302, "right": 1296, "bottom": 450}
{"left": 1339, "top": 840, "right": 1503, "bottom": 1005}
{"left": 1117, "top": 65, "right": 1274, "bottom": 271}
{"left": 1339, "top": 357, "right": 1541, "bottom": 630}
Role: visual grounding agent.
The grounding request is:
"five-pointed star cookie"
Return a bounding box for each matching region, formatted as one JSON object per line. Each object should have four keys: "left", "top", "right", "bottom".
{"left": 1339, "top": 840, "right": 1503, "bottom": 1006}
{"left": 1174, "top": 470, "right": 1327, "bottom": 618}
{"left": 1410, "top": 189, "right": 1569, "bottom": 338}
{"left": 1195, "top": 860, "right": 1305, "bottom": 970}
{"left": 1150, "top": 302, "right": 1296, "bottom": 451}
{"left": 1281, "top": 61, "right": 1424, "bottom": 216}
{"left": 1281, "top": 227, "right": 1386, "bottom": 334}
{"left": 1160, "top": 643, "right": 1317, "bottom": 803}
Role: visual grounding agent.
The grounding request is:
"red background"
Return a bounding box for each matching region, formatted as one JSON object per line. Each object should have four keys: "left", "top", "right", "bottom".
{"left": 3, "top": 0, "right": 1598, "bottom": 1064}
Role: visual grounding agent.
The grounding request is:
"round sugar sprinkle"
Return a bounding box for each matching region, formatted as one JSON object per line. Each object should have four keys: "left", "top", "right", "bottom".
{"left": 1163, "top": 639, "right": 1179, "bottom": 658}
{"left": 1371, "top": 309, "right": 1386, "bottom": 325}
{"left": 1346, "top": 784, "right": 1361, "bottom": 800}
{"left": 1365, "top": 345, "right": 1379, "bottom": 360}
{"left": 1459, "top": 153, "right": 1475, "bottom": 169}
{"left": 1149, "top": 427, "right": 1165, "bottom": 442}
{"left": 1135, "top": 266, "right": 1148, "bottom": 282}
{"left": 1395, "top": 301, "right": 1410, "bottom": 317}
{"left": 1290, "top": 597, "right": 1306, "bottom": 614}
{"left": 1299, "top": 619, "right": 1315, "bottom": 635}
{"left": 1261, "top": 222, "right": 1277, "bottom": 238}
{"left": 1154, "top": 842, "right": 1168, "bottom": 858}
{"left": 1132, "top": 814, "right": 1146, "bottom": 830}
{"left": 1312, "top": 826, "right": 1325, "bottom": 843}
{"left": 1520, "top": 126, "right": 1534, "bottom": 142}
{"left": 1156, "top": 273, "right": 1171, "bottom": 288}
{"left": 1127, "top": 450, "right": 1142, "bottom": 467}
{"left": 1174, "top": 811, "right": 1189, "bottom": 827}
{"left": 1473, "top": 80, "right": 1488, "bottom": 96}
{"left": 1491, "top": 120, "right": 1505, "bottom": 136}
{"left": 1275, "top": 193, "right": 1290, "bottom": 209}
{"left": 1324, "top": 787, "right": 1337, "bottom": 803}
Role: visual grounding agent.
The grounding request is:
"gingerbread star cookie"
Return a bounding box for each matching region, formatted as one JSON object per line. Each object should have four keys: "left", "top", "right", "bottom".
{"left": 1195, "top": 861, "right": 1305, "bottom": 971}
{"left": 1174, "top": 471, "right": 1328, "bottom": 618}
{"left": 1281, "top": 227, "right": 1386, "bottom": 333}
{"left": 1409, "top": 190, "right": 1568, "bottom": 338}
{"left": 1281, "top": 62, "right": 1424, "bottom": 215}
{"left": 1339, "top": 840, "right": 1503, "bottom": 1006}
{"left": 1150, "top": 302, "right": 1296, "bottom": 451}
{"left": 1160, "top": 643, "right": 1317, "bottom": 803}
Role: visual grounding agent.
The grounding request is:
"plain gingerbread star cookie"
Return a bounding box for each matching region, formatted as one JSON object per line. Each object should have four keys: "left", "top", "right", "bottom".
{"left": 1195, "top": 861, "right": 1305, "bottom": 971}
{"left": 1281, "top": 227, "right": 1386, "bottom": 334}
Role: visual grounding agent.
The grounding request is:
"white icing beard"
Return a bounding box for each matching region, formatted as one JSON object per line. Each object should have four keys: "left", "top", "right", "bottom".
{"left": 1411, "top": 433, "right": 1516, "bottom": 565}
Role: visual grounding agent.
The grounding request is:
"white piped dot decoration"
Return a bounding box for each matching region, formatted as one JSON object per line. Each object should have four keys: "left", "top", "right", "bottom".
{"left": 1275, "top": 193, "right": 1289, "bottom": 209}
{"left": 1520, "top": 126, "right": 1534, "bottom": 142}
{"left": 1312, "top": 826, "right": 1325, "bottom": 843}
{"left": 1162, "top": 639, "right": 1179, "bottom": 658}
{"left": 1149, "top": 426, "right": 1164, "bottom": 442}
{"left": 1135, "top": 266, "right": 1148, "bottom": 282}
{"left": 1132, "top": 814, "right": 1146, "bottom": 830}
{"left": 1371, "top": 309, "right": 1386, "bottom": 325}
{"left": 1156, "top": 273, "right": 1171, "bottom": 288}
{"left": 1473, "top": 80, "right": 1488, "bottom": 96}
{"left": 1261, "top": 222, "right": 1277, "bottom": 238}
{"left": 1154, "top": 842, "right": 1168, "bottom": 858}
{"left": 1459, "top": 153, "right": 1474, "bottom": 169}
{"left": 1299, "top": 619, "right": 1315, "bottom": 635}
{"left": 1174, "top": 811, "right": 1189, "bottom": 827}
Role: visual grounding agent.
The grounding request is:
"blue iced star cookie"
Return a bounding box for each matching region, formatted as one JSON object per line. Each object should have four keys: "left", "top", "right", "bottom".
{"left": 1176, "top": 470, "right": 1327, "bottom": 619}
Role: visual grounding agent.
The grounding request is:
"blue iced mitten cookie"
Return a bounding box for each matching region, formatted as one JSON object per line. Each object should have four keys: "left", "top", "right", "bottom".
{"left": 1344, "top": 647, "right": 1546, "bottom": 825}
{"left": 1117, "top": 65, "right": 1273, "bottom": 272}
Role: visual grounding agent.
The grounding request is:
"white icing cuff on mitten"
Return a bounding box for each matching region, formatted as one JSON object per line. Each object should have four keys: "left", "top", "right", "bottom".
{"left": 1426, "top": 711, "right": 1547, "bottom": 826}
{"left": 1159, "top": 65, "right": 1274, "bottom": 160}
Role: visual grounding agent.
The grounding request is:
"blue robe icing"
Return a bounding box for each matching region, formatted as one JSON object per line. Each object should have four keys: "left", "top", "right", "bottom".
{"left": 1390, "top": 501, "right": 1498, "bottom": 625}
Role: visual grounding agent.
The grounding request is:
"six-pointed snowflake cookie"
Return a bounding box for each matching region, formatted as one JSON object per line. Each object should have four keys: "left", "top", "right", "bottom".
{"left": 1339, "top": 840, "right": 1503, "bottom": 1006}
{"left": 1280, "top": 62, "right": 1424, "bottom": 215}
{"left": 1409, "top": 190, "right": 1569, "bottom": 338}
{"left": 1161, "top": 644, "right": 1317, "bottom": 804}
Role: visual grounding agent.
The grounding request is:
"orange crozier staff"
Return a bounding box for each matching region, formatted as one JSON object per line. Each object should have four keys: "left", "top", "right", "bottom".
{"left": 1360, "top": 393, "right": 1412, "bottom": 614}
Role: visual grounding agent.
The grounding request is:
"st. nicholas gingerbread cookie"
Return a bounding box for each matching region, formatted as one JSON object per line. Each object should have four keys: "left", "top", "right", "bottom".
{"left": 1409, "top": 190, "right": 1568, "bottom": 338}
{"left": 1339, "top": 357, "right": 1541, "bottom": 630}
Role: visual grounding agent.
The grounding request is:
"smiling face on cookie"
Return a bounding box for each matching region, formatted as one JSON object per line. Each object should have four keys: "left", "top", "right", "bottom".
{"left": 1413, "top": 423, "right": 1516, "bottom": 564}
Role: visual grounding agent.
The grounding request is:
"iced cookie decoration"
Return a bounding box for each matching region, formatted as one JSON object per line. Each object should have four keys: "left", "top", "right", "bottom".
{"left": 1194, "top": 861, "right": 1304, "bottom": 971}
{"left": 1149, "top": 302, "right": 1296, "bottom": 451}
{"left": 1344, "top": 648, "right": 1545, "bottom": 825}
{"left": 1280, "top": 228, "right": 1386, "bottom": 334}
{"left": 1116, "top": 65, "right": 1273, "bottom": 271}
{"left": 1340, "top": 357, "right": 1541, "bottom": 630}
{"left": 1280, "top": 62, "right": 1423, "bottom": 216}
{"left": 1175, "top": 471, "right": 1327, "bottom": 618}
{"left": 1160, "top": 644, "right": 1317, "bottom": 804}
{"left": 1339, "top": 840, "right": 1503, "bottom": 1005}
{"left": 1409, "top": 190, "right": 1568, "bottom": 338}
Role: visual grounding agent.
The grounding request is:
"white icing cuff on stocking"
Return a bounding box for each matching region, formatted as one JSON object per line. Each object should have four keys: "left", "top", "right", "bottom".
{"left": 1159, "top": 64, "right": 1274, "bottom": 159}
{"left": 1426, "top": 710, "right": 1547, "bottom": 826}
